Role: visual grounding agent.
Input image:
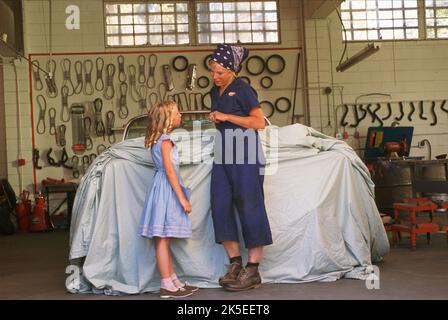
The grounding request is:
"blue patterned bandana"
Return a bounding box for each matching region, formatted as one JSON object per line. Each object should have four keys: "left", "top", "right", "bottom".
{"left": 211, "top": 44, "right": 249, "bottom": 73}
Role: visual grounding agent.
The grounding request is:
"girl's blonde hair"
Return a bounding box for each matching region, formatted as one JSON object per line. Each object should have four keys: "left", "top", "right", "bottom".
{"left": 144, "top": 100, "right": 177, "bottom": 148}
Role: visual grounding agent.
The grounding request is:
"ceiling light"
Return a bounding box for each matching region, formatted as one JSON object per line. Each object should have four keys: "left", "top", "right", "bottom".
{"left": 336, "top": 43, "right": 380, "bottom": 72}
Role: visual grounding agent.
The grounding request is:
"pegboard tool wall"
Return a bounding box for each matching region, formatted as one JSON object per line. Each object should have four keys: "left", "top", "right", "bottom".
{"left": 28, "top": 47, "right": 302, "bottom": 189}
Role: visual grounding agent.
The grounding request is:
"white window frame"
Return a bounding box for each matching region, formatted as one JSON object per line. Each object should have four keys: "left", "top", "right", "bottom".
{"left": 425, "top": 0, "right": 448, "bottom": 39}
{"left": 340, "top": 0, "right": 448, "bottom": 42}
{"left": 103, "top": 0, "right": 281, "bottom": 47}
{"left": 104, "top": 1, "right": 190, "bottom": 47}
{"left": 340, "top": 0, "right": 420, "bottom": 41}
{"left": 195, "top": 1, "right": 280, "bottom": 45}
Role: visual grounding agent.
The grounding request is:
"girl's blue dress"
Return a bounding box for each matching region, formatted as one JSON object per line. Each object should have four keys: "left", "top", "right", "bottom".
{"left": 138, "top": 133, "right": 192, "bottom": 238}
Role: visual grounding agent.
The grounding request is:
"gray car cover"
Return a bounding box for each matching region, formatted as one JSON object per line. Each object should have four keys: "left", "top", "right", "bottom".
{"left": 67, "top": 124, "right": 389, "bottom": 295}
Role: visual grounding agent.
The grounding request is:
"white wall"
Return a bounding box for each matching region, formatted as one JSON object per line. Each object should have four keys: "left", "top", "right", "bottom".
{"left": 0, "top": 66, "right": 7, "bottom": 178}
{"left": 4, "top": 1, "right": 448, "bottom": 196}
{"left": 1, "top": 0, "right": 302, "bottom": 194}
{"left": 305, "top": 12, "right": 448, "bottom": 160}
{"left": 2, "top": 57, "right": 32, "bottom": 192}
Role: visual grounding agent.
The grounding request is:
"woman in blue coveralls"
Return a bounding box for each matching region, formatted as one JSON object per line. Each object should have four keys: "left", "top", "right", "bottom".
{"left": 208, "top": 44, "right": 273, "bottom": 292}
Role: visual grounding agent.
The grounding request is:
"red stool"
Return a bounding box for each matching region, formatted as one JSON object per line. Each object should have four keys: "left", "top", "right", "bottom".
{"left": 441, "top": 202, "right": 448, "bottom": 245}
{"left": 392, "top": 197, "right": 439, "bottom": 250}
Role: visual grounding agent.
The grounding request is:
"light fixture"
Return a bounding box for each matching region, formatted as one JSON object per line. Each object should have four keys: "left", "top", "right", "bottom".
{"left": 336, "top": 42, "right": 380, "bottom": 72}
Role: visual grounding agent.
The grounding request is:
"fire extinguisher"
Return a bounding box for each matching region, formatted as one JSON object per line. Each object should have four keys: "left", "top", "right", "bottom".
{"left": 15, "top": 190, "right": 31, "bottom": 233}
{"left": 30, "top": 193, "right": 52, "bottom": 232}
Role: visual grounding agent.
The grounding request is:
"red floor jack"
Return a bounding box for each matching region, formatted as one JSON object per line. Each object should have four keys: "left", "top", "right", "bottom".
{"left": 30, "top": 193, "right": 52, "bottom": 232}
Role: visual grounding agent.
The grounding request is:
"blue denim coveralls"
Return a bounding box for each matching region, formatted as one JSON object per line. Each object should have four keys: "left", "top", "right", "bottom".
{"left": 210, "top": 77, "right": 273, "bottom": 248}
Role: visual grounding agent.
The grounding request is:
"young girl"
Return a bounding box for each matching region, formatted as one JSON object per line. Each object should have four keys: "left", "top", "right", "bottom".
{"left": 138, "top": 100, "right": 198, "bottom": 298}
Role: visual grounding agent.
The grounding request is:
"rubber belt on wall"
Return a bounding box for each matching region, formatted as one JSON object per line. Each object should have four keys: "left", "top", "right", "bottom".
{"left": 245, "top": 55, "right": 265, "bottom": 76}
{"left": 265, "top": 54, "right": 286, "bottom": 75}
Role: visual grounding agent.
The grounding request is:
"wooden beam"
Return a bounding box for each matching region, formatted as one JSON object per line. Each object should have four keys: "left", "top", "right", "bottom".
{"left": 304, "top": 0, "right": 344, "bottom": 19}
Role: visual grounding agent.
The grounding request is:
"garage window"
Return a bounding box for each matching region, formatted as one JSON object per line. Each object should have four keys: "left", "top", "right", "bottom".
{"left": 104, "top": 1, "right": 280, "bottom": 47}
{"left": 196, "top": 1, "right": 280, "bottom": 44}
{"left": 104, "top": 2, "right": 190, "bottom": 46}
{"left": 340, "top": 0, "right": 419, "bottom": 41}
{"left": 426, "top": 0, "right": 448, "bottom": 39}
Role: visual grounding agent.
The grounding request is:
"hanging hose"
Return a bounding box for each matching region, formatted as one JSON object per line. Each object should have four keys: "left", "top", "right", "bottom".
{"left": 440, "top": 100, "right": 448, "bottom": 114}
{"left": 382, "top": 102, "right": 392, "bottom": 121}
{"left": 340, "top": 104, "right": 349, "bottom": 127}
{"left": 291, "top": 52, "right": 301, "bottom": 124}
{"left": 395, "top": 102, "right": 404, "bottom": 121}
{"left": 13, "top": 62, "right": 23, "bottom": 192}
{"left": 430, "top": 101, "right": 437, "bottom": 126}
{"left": 408, "top": 102, "right": 415, "bottom": 122}
{"left": 418, "top": 100, "right": 427, "bottom": 120}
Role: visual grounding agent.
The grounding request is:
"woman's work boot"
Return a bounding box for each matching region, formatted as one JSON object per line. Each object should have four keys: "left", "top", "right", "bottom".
{"left": 218, "top": 261, "right": 243, "bottom": 287}
{"left": 224, "top": 266, "right": 262, "bottom": 292}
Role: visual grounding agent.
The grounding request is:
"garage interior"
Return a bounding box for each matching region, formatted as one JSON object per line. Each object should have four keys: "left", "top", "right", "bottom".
{"left": 1, "top": 0, "right": 448, "bottom": 300}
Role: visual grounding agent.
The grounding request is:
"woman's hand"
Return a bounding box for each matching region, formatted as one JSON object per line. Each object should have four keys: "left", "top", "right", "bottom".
{"left": 208, "top": 112, "right": 220, "bottom": 124}
{"left": 208, "top": 111, "right": 228, "bottom": 123}
{"left": 209, "top": 108, "right": 265, "bottom": 130}
{"left": 181, "top": 199, "right": 192, "bottom": 214}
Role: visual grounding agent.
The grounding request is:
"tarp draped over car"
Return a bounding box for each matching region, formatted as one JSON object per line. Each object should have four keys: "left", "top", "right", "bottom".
{"left": 67, "top": 124, "right": 389, "bottom": 295}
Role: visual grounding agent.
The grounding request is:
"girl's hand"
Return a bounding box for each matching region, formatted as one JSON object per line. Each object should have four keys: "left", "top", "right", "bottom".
{"left": 181, "top": 199, "right": 192, "bottom": 214}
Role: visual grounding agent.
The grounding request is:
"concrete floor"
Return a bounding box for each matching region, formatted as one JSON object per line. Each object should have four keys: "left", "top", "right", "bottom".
{"left": 1, "top": 230, "right": 447, "bottom": 300}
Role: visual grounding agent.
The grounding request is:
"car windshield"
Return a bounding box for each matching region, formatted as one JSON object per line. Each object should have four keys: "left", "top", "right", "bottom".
{"left": 123, "top": 112, "right": 214, "bottom": 141}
